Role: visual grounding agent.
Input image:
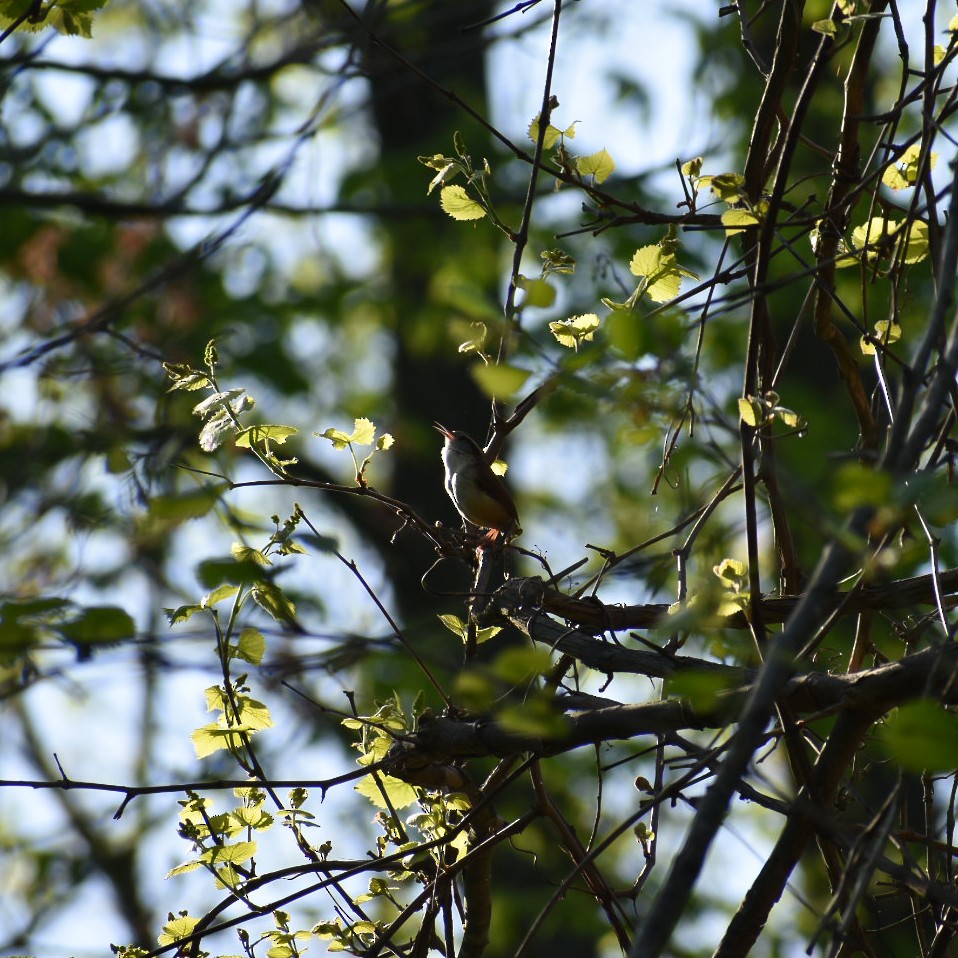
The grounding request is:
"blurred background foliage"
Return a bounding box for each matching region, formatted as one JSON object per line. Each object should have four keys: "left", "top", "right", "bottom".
{"left": 0, "top": 0, "right": 953, "bottom": 956}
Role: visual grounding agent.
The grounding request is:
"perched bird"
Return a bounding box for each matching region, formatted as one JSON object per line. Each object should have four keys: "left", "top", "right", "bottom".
{"left": 433, "top": 423, "right": 520, "bottom": 540}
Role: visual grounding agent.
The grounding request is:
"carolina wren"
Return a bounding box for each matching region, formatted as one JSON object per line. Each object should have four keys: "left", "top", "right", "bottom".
{"left": 434, "top": 423, "right": 520, "bottom": 539}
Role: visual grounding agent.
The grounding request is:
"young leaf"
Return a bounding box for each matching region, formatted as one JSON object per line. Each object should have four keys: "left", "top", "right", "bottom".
{"left": 251, "top": 581, "right": 297, "bottom": 625}
{"left": 629, "top": 241, "right": 698, "bottom": 304}
{"left": 164, "top": 363, "right": 212, "bottom": 391}
{"left": 198, "top": 410, "right": 237, "bottom": 453}
{"left": 738, "top": 397, "right": 765, "bottom": 427}
{"left": 355, "top": 773, "right": 419, "bottom": 810}
{"left": 439, "top": 185, "right": 486, "bottom": 221}
{"left": 438, "top": 614, "right": 467, "bottom": 640}
{"left": 158, "top": 915, "right": 199, "bottom": 946}
{"left": 707, "top": 173, "right": 746, "bottom": 202}
{"left": 721, "top": 208, "right": 760, "bottom": 236}
{"left": 861, "top": 320, "right": 902, "bottom": 356}
{"left": 349, "top": 418, "right": 377, "bottom": 446}
{"left": 201, "top": 584, "right": 239, "bottom": 608}
{"left": 235, "top": 424, "right": 299, "bottom": 448}
{"left": 540, "top": 248, "right": 576, "bottom": 275}
{"left": 235, "top": 627, "right": 266, "bottom": 665}
{"left": 550, "top": 313, "right": 600, "bottom": 350}
{"left": 882, "top": 143, "right": 936, "bottom": 191}
{"left": 575, "top": 148, "right": 616, "bottom": 183}
{"left": 527, "top": 113, "right": 576, "bottom": 149}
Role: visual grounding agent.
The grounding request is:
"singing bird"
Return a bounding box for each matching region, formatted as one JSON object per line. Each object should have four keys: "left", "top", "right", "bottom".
{"left": 434, "top": 423, "right": 520, "bottom": 540}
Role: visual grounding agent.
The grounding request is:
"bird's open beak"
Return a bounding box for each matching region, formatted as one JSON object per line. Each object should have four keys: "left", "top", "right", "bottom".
{"left": 433, "top": 422, "right": 455, "bottom": 439}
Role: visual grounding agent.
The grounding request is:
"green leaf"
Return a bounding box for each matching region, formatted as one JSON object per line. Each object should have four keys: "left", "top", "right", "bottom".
{"left": 348, "top": 418, "right": 376, "bottom": 445}
{"left": 419, "top": 154, "right": 458, "bottom": 194}
{"left": 849, "top": 216, "right": 930, "bottom": 265}
{"left": 899, "top": 219, "right": 929, "bottom": 265}
{"left": 737, "top": 396, "right": 766, "bottom": 427}
{"left": 196, "top": 556, "right": 263, "bottom": 587}
{"left": 515, "top": 274, "right": 556, "bottom": 308}
{"left": 158, "top": 915, "right": 199, "bottom": 946}
{"left": 439, "top": 185, "right": 486, "bottom": 221}
{"left": 318, "top": 418, "right": 381, "bottom": 448}
{"left": 666, "top": 672, "right": 737, "bottom": 712}
{"left": 235, "top": 627, "right": 266, "bottom": 665}
{"left": 202, "top": 583, "right": 240, "bottom": 608}
{"left": 606, "top": 310, "right": 644, "bottom": 361}
{"left": 811, "top": 18, "right": 837, "bottom": 35}
{"left": 192, "top": 724, "right": 237, "bottom": 758}
{"left": 438, "top": 614, "right": 467, "bottom": 640}
{"left": 192, "top": 389, "right": 248, "bottom": 420}
{"left": 832, "top": 463, "right": 892, "bottom": 512}
{"left": 0, "top": 0, "right": 110, "bottom": 37}
{"left": 355, "top": 773, "right": 419, "bottom": 810}
{"left": 706, "top": 173, "right": 746, "bottom": 202}
{"left": 149, "top": 486, "right": 226, "bottom": 522}
{"left": 471, "top": 362, "right": 531, "bottom": 399}
{"left": 713, "top": 558, "right": 747, "bottom": 587}
{"left": 861, "top": 320, "right": 902, "bottom": 356}
{"left": 550, "top": 313, "right": 600, "bottom": 350}
{"left": 252, "top": 581, "right": 297, "bottom": 625}
{"left": 199, "top": 841, "right": 257, "bottom": 865}
{"left": 498, "top": 697, "right": 566, "bottom": 738}
{"left": 629, "top": 242, "right": 698, "bottom": 304}
{"left": 59, "top": 607, "right": 135, "bottom": 645}
{"left": 235, "top": 424, "right": 299, "bottom": 448}
{"left": 771, "top": 405, "right": 807, "bottom": 431}
{"left": 163, "top": 363, "right": 212, "bottom": 391}
{"left": 166, "top": 859, "right": 204, "bottom": 879}
{"left": 540, "top": 248, "right": 576, "bottom": 275}
{"left": 527, "top": 114, "right": 576, "bottom": 149}
{"left": 318, "top": 427, "right": 350, "bottom": 449}
{"left": 198, "top": 410, "right": 237, "bottom": 452}
{"left": 721, "top": 208, "right": 760, "bottom": 236}
{"left": 165, "top": 604, "right": 202, "bottom": 626}
{"left": 881, "top": 701, "right": 958, "bottom": 771}
{"left": 882, "top": 143, "right": 936, "bottom": 191}
{"left": 491, "top": 646, "right": 553, "bottom": 683}
{"left": 231, "top": 543, "right": 271, "bottom": 566}
{"left": 457, "top": 322, "right": 487, "bottom": 357}
{"left": 437, "top": 614, "right": 500, "bottom": 645}
{"left": 574, "top": 148, "right": 616, "bottom": 183}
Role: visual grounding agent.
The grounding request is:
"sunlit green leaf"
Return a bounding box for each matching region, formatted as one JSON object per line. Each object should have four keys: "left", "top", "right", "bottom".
{"left": 235, "top": 627, "right": 266, "bottom": 665}
{"left": 355, "top": 773, "right": 419, "bottom": 810}
{"left": 251, "top": 581, "right": 297, "bottom": 625}
{"left": 575, "top": 148, "right": 615, "bottom": 183}
{"left": 861, "top": 320, "right": 902, "bottom": 356}
{"left": 158, "top": 915, "right": 199, "bottom": 946}
{"left": 439, "top": 185, "right": 486, "bottom": 221}
{"left": 882, "top": 143, "right": 936, "bottom": 190}
{"left": 235, "top": 424, "right": 298, "bottom": 448}
{"left": 722, "top": 208, "right": 760, "bottom": 236}
{"left": 550, "top": 313, "right": 600, "bottom": 350}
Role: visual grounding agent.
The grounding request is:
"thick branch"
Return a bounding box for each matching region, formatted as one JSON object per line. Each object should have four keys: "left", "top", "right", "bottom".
{"left": 493, "top": 568, "right": 958, "bottom": 635}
